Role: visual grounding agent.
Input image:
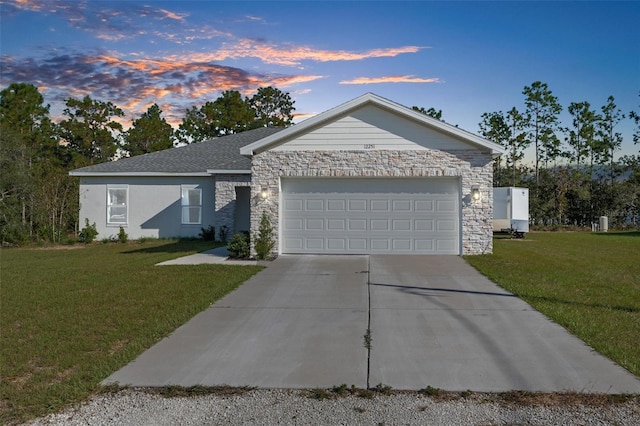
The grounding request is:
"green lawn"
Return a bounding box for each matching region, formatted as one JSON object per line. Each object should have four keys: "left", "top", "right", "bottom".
{"left": 0, "top": 240, "right": 264, "bottom": 425}
{"left": 465, "top": 231, "right": 640, "bottom": 379}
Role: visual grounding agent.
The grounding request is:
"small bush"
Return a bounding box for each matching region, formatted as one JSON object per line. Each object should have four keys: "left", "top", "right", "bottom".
{"left": 254, "top": 212, "right": 275, "bottom": 260}
{"left": 227, "top": 233, "right": 250, "bottom": 259}
{"left": 420, "top": 385, "right": 440, "bottom": 396}
{"left": 78, "top": 219, "right": 98, "bottom": 243}
{"left": 118, "top": 226, "right": 128, "bottom": 243}
{"left": 199, "top": 225, "right": 216, "bottom": 241}
{"left": 309, "top": 388, "right": 332, "bottom": 400}
{"left": 218, "top": 225, "right": 228, "bottom": 243}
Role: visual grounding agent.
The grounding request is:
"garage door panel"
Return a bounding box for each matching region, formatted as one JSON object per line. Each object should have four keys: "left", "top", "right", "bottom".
{"left": 415, "top": 219, "right": 434, "bottom": 231}
{"left": 306, "top": 199, "right": 324, "bottom": 211}
{"left": 285, "top": 199, "right": 303, "bottom": 211}
{"left": 327, "top": 199, "right": 345, "bottom": 211}
{"left": 370, "top": 199, "right": 390, "bottom": 211}
{"left": 349, "top": 219, "right": 367, "bottom": 230}
{"left": 349, "top": 200, "right": 367, "bottom": 211}
{"left": 305, "top": 238, "right": 324, "bottom": 250}
{"left": 327, "top": 218, "right": 346, "bottom": 230}
{"left": 305, "top": 218, "right": 324, "bottom": 230}
{"left": 371, "top": 239, "right": 390, "bottom": 250}
{"left": 392, "top": 199, "right": 411, "bottom": 211}
{"left": 348, "top": 239, "right": 367, "bottom": 250}
{"left": 281, "top": 178, "right": 459, "bottom": 254}
{"left": 392, "top": 219, "right": 412, "bottom": 231}
{"left": 371, "top": 219, "right": 389, "bottom": 231}
{"left": 392, "top": 239, "right": 411, "bottom": 250}
{"left": 415, "top": 200, "right": 434, "bottom": 212}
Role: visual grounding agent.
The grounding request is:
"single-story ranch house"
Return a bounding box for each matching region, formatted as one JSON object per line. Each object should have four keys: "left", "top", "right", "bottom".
{"left": 70, "top": 93, "right": 505, "bottom": 255}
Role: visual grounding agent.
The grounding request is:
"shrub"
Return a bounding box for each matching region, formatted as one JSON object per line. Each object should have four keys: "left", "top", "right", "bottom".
{"left": 218, "top": 225, "right": 228, "bottom": 243}
{"left": 227, "top": 233, "right": 250, "bottom": 259}
{"left": 118, "top": 226, "right": 128, "bottom": 243}
{"left": 199, "top": 225, "right": 216, "bottom": 241}
{"left": 78, "top": 219, "right": 98, "bottom": 243}
{"left": 254, "top": 212, "right": 275, "bottom": 260}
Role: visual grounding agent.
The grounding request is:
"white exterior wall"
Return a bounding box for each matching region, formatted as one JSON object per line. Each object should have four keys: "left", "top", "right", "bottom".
{"left": 78, "top": 176, "right": 215, "bottom": 240}
{"left": 271, "top": 105, "right": 472, "bottom": 151}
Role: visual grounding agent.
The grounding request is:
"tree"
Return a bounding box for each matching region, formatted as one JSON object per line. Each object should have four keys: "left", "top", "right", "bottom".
{"left": 479, "top": 111, "right": 510, "bottom": 186}
{"left": 566, "top": 101, "right": 599, "bottom": 168}
{"left": 479, "top": 109, "right": 527, "bottom": 187}
{"left": 58, "top": 96, "right": 124, "bottom": 166}
{"left": 210, "top": 90, "right": 256, "bottom": 136}
{"left": 412, "top": 105, "right": 443, "bottom": 121}
{"left": 630, "top": 92, "right": 640, "bottom": 146}
{"left": 177, "top": 90, "right": 256, "bottom": 143}
{"left": 0, "top": 83, "right": 57, "bottom": 243}
{"left": 250, "top": 86, "right": 295, "bottom": 127}
{"left": 597, "top": 96, "right": 624, "bottom": 183}
{"left": 523, "top": 81, "right": 562, "bottom": 184}
{"left": 123, "top": 104, "right": 175, "bottom": 156}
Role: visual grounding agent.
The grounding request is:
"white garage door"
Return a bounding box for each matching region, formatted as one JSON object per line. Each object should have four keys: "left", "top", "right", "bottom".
{"left": 281, "top": 178, "right": 460, "bottom": 254}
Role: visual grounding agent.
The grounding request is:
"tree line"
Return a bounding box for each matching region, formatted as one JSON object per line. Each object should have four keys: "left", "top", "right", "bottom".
{"left": 1, "top": 81, "right": 638, "bottom": 245}
{"left": 0, "top": 83, "right": 295, "bottom": 244}
{"left": 477, "top": 82, "right": 639, "bottom": 229}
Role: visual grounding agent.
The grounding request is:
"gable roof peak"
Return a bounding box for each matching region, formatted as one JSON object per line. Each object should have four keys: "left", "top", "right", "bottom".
{"left": 240, "top": 93, "right": 505, "bottom": 157}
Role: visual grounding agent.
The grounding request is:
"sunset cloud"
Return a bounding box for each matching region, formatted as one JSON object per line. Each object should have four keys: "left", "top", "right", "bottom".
{"left": 0, "top": 51, "right": 324, "bottom": 122}
{"left": 180, "top": 39, "right": 424, "bottom": 66}
{"left": 339, "top": 75, "right": 441, "bottom": 85}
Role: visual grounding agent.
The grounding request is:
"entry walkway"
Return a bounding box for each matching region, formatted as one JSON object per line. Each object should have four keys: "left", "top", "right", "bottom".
{"left": 105, "top": 255, "right": 640, "bottom": 392}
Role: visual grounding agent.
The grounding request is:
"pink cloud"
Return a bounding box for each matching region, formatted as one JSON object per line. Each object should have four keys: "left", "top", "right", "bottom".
{"left": 340, "top": 75, "right": 441, "bottom": 84}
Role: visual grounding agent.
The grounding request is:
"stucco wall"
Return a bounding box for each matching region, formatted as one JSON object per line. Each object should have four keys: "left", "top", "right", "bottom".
{"left": 250, "top": 149, "right": 494, "bottom": 255}
{"left": 78, "top": 176, "right": 215, "bottom": 240}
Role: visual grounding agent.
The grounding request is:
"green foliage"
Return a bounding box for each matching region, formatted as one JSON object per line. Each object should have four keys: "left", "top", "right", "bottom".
{"left": 58, "top": 95, "right": 124, "bottom": 166}
{"left": 177, "top": 87, "right": 295, "bottom": 143}
{"left": 249, "top": 86, "right": 295, "bottom": 127}
{"left": 374, "top": 383, "right": 393, "bottom": 395}
{"left": 412, "top": 105, "right": 443, "bottom": 121}
{"left": 123, "top": 104, "right": 175, "bottom": 157}
{"left": 117, "top": 226, "right": 128, "bottom": 243}
{"left": 254, "top": 212, "right": 275, "bottom": 260}
{"left": 420, "top": 385, "right": 441, "bottom": 396}
{"left": 363, "top": 328, "right": 372, "bottom": 350}
{"left": 227, "top": 232, "right": 250, "bottom": 259}
{"left": 523, "top": 81, "right": 562, "bottom": 182}
{"left": 78, "top": 219, "right": 98, "bottom": 243}
{"left": 199, "top": 225, "right": 216, "bottom": 241}
{"left": 0, "top": 239, "right": 263, "bottom": 424}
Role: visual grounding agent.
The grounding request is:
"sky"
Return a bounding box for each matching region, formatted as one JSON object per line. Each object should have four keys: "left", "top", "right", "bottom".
{"left": 1, "top": 0, "right": 639, "bottom": 161}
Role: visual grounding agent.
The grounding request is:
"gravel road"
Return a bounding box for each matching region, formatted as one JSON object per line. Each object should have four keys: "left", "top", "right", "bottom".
{"left": 27, "top": 388, "right": 640, "bottom": 425}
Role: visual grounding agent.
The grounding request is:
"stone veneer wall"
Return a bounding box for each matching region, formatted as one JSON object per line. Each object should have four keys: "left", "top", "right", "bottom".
{"left": 214, "top": 174, "right": 251, "bottom": 237}
{"left": 250, "top": 150, "right": 494, "bottom": 255}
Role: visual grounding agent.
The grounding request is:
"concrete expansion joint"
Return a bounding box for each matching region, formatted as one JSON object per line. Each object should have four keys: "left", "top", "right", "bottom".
{"left": 365, "top": 255, "right": 372, "bottom": 389}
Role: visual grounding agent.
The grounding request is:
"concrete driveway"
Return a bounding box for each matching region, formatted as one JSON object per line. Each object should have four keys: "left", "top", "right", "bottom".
{"left": 104, "top": 255, "right": 640, "bottom": 393}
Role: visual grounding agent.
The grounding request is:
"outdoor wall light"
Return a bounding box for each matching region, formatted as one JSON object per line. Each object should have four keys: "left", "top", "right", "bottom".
{"left": 260, "top": 188, "right": 269, "bottom": 199}
{"left": 471, "top": 186, "right": 481, "bottom": 201}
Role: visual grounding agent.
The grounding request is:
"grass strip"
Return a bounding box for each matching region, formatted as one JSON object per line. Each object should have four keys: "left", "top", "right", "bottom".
{"left": 1, "top": 239, "right": 263, "bottom": 424}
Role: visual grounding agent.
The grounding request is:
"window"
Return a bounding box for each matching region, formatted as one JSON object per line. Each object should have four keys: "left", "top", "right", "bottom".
{"left": 181, "top": 185, "right": 202, "bottom": 224}
{"left": 107, "top": 186, "right": 128, "bottom": 225}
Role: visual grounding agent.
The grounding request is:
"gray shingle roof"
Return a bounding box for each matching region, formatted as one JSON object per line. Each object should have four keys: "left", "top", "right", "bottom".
{"left": 70, "top": 127, "right": 284, "bottom": 175}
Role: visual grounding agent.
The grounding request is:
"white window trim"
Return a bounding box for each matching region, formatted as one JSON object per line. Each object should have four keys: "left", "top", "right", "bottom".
{"left": 181, "top": 184, "right": 202, "bottom": 225}
{"left": 107, "top": 185, "right": 129, "bottom": 226}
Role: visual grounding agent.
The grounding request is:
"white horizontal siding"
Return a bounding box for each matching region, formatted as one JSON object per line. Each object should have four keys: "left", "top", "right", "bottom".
{"left": 272, "top": 105, "right": 472, "bottom": 152}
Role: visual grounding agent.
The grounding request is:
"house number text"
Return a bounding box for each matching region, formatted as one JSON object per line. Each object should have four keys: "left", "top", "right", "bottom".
{"left": 363, "top": 144, "right": 375, "bottom": 149}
